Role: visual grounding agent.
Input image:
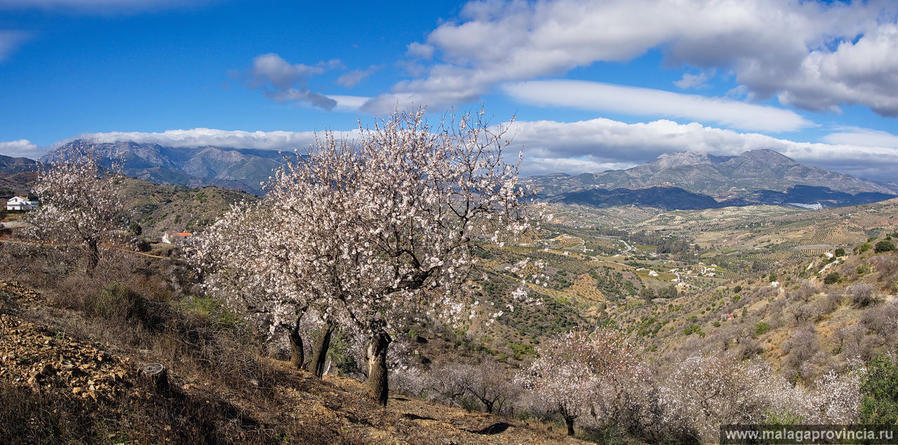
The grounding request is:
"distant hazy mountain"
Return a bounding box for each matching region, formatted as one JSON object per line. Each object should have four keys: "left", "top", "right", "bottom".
{"left": 43, "top": 140, "right": 294, "bottom": 194}
{"left": 556, "top": 187, "right": 720, "bottom": 210}
{"left": 528, "top": 149, "right": 896, "bottom": 199}
{"left": 553, "top": 184, "right": 895, "bottom": 210}
{"left": 0, "top": 154, "right": 41, "bottom": 197}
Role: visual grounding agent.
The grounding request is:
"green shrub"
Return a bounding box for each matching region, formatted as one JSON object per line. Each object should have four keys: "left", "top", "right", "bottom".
{"left": 326, "top": 331, "right": 360, "bottom": 376}
{"left": 860, "top": 351, "right": 898, "bottom": 424}
{"left": 823, "top": 272, "right": 841, "bottom": 285}
{"left": 859, "top": 243, "right": 872, "bottom": 254}
{"left": 834, "top": 247, "right": 846, "bottom": 257}
{"left": 508, "top": 342, "right": 536, "bottom": 360}
{"left": 755, "top": 322, "right": 771, "bottom": 336}
{"left": 179, "top": 296, "right": 240, "bottom": 329}
{"left": 764, "top": 409, "right": 806, "bottom": 426}
{"left": 90, "top": 283, "right": 145, "bottom": 321}
{"left": 874, "top": 240, "right": 896, "bottom": 253}
{"left": 684, "top": 324, "right": 704, "bottom": 337}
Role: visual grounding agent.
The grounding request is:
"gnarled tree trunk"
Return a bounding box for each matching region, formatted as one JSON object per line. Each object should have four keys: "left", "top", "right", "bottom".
{"left": 309, "top": 319, "right": 335, "bottom": 378}
{"left": 561, "top": 405, "right": 576, "bottom": 436}
{"left": 366, "top": 325, "right": 391, "bottom": 406}
{"left": 289, "top": 311, "right": 305, "bottom": 369}
{"left": 86, "top": 239, "right": 100, "bottom": 273}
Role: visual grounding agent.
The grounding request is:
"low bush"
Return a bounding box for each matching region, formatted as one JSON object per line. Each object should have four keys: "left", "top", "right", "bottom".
{"left": 874, "top": 240, "right": 895, "bottom": 253}
{"left": 846, "top": 283, "right": 876, "bottom": 307}
{"left": 755, "top": 321, "right": 771, "bottom": 336}
{"left": 860, "top": 350, "right": 898, "bottom": 424}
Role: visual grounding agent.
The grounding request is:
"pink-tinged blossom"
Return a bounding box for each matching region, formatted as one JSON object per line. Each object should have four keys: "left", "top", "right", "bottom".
{"left": 26, "top": 149, "right": 126, "bottom": 269}
{"left": 192, "top": 109, "right": 529, "bottom": 377}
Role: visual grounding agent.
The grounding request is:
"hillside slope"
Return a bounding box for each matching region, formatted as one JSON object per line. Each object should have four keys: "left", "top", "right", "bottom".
{"left": 0, "top": 154, "right": 40, "bottom": 197}
{"left": 0, "top": 279, "right": 585, "bottom": 444}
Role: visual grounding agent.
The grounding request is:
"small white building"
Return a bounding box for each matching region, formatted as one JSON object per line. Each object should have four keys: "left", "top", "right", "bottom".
{"left": 6, "top": 196, "right": 38, "bottom": 211}
{"left": 162, "top": 231, "right": 193, "bottom": 244}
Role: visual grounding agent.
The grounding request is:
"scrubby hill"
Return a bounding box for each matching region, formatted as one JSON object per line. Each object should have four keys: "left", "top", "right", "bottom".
{"left": 0, "top": 154, "right": 40, "bottom": 197}
{"left": 4, "top": 178, "right": 896, "bottom": 443}
{"left": 0, "top": 261, "right": 584, "bottom": 444}
{"left": 118, "top": 177, "right": 257, "bottom": 238}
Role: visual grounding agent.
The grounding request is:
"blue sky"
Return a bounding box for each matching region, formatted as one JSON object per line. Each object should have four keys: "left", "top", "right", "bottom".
{"left": 1, "top": 0, "right": 898, "bottom": 182}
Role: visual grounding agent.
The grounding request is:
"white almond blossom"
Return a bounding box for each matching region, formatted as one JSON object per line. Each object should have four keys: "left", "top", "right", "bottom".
{"left": 192, "top": 109, "right": 528, "bottom": 405}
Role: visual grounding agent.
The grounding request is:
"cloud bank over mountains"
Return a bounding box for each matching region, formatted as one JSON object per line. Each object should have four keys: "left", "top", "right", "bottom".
{"left": 503, "top": 118, "right": 898, "bottom": 181}
{"left": 4, "top": 118, "right": 896, "bottom": 182}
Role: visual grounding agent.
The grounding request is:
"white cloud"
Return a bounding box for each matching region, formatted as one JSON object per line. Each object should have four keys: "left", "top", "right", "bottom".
{"left": 248, "top": 53, "right": 342, "bottom": 110}
{"left": 366, "top": 0, "right": 898, "bottom": 117}
{"left": 771, "top": 24, "right": 898, "bottom": 116}
{"left": 503, "top": 80, "right": 811, "bottom": 132}
{"left": 336, "top": 65, "right": 378, "bottom": 88}
{"left": 64, "top": 128, "right": 363, "bottom": 151}
{"left": 71, "top": 129, "right": 314, "bottom": 150}
{"left": 0, "top": 139, "right": 41, "bottom": 158}
{"left": 822, "top": 127, "right": 898, "bottom": 148}
{"left": 0, "top": 30, "right": 29, "bottom": 62}
{"left": 406, "top": 42, "right": 434, "bottom": 60}
{"left": 504, "top": 117, "right": 898, "bottom": 181}
{"left": 328, "top": 95, "right": 370, "bottom": 112}
{"left": 674, "top": 71, "right": 712, "bottom": 89}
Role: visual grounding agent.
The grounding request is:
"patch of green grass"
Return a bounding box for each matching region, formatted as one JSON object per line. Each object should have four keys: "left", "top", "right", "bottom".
{"left": 178, "top": 296, "right": 241, "bottom": 329}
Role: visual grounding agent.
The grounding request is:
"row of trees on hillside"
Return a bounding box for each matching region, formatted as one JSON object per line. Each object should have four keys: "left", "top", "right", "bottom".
{"left": 391, "top": 328, "right": 886, "bottom": 442}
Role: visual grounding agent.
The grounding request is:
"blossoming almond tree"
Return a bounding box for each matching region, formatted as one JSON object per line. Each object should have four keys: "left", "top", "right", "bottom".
{"left": 27, "top": 150, "right": 125, "bottom": 272}
{"left": 518, "top": 329, "right": 643, "bottom": 436}
{"left": 194, "top": 109, "right": 528, "bottom": 405}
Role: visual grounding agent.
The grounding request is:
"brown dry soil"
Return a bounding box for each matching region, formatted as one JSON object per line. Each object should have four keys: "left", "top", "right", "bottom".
{"left": 0, "top": 281, "right": 586, "bottom": 444}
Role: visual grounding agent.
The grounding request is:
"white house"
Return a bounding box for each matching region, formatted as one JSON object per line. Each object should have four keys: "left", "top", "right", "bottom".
{"left": 6, "top": 196, "right": 38, "bottom": 211}
{"left": 161, "top": 231, "right": 193, "bottom": 244}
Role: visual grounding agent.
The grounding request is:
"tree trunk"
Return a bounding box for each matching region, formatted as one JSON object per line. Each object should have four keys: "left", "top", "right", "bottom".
{"left": 289, "top": 312, "right": 305, "bottom": 370}
{"left": 366, "top": 326, "right": 391, "bottom": 406}
{"left": 310, "top": 320, "right": 335, "bottom": 378}
{"left": 138, "top": 363, "right": 170, "bottom": 396}
{"left": 564, "top": 415, "right": 575, "bottom": 436}
{"left": 86, "top": 239, "right": 100, "bottom": 273}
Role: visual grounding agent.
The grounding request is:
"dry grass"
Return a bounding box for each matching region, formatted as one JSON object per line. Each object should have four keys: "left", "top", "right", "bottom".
{"left": 0, "top": 244, "right": 588, "bottom": 444}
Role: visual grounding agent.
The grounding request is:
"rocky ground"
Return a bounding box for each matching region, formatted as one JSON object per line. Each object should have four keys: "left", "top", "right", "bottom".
{"left": 0, "top": 280, "right": 586, "bottom": 444}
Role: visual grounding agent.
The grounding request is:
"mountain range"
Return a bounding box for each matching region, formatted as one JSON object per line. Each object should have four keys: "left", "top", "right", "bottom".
{"left": 42, "top": 139, "right": 295, "bottom": 194}
{"left": 2, "top": 143, "right": 894, "bottom": 210}
{"left": 527, "top": 149, "right": 896, "bottom": 199}
{"left": 554, "top": 185, "right": 895, "bottom": 211}
{"left": 528, "top": 149, "right": 896, "bottom": 209}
